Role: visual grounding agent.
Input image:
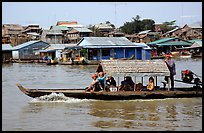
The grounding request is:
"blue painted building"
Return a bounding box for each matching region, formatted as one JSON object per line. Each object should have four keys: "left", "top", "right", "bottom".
{"left": 77, "top": 37, "right": 151, "bottom": 60}
{"left": 12, "top": 40, "right": 50, "bottom": 60}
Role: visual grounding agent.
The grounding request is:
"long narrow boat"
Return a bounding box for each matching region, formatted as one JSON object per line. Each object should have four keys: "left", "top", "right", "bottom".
{"left": 13, "top": 60, "right": 34, "bottom": 63}
{"left": 17, "top": 60, "right": 202, "bottom": 100}
{"left": 16, "top": 84, "right": 202, "bottom": 100}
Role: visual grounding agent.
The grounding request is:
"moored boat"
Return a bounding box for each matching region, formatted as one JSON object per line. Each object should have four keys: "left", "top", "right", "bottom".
{"left": 13, "top": 60, "right": 34, "bottom": 63}
{"left": 46, "top": 59, "right": 58, "bottom": 65}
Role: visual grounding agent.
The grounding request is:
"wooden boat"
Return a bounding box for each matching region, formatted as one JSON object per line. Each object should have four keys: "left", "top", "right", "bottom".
{"left": 13, "top": 60, "right": 34, "bottom": 63}
{"left": 58, "top": 60, "right": 99, "bottom": 65}
{"left": 151, "top": 55, "right": 165, "bottom": 59}
{"left": 58, "top": 61, "right": 73, "bottom": 65}
{"left": 2, "top": 60, "right": 11, "bottom": 63}
{"left": 192, "top": 52, "right": 202, "bottom": 58}
{"left": 17, "top": 60, "right": 202, "bottom": 100}
{"left": 46, "top": 62, "right": 58, "bottom": 65}
{"left": 179, "top": 52, "right": 192, "bottom": 58}
{"left": 16, "top": 84, "right": 202, "bottom": 100}
{"left": 46, "top": 60, "right": 58, "bottom": 65}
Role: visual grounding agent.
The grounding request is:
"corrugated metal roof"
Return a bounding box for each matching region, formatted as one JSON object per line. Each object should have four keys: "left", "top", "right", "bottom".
{"left": 50, "top": 25, "right": 69, "bottom": 31}
{"left": 12, "top": 40, "right": 47, "bottom": 50}
{"left": 27, "top": 32, "right": 40, "bottom": 36}
{"left": 164, "top": 28, "right": 180, "bottom": 35}
{"left": 156, "top": 41, "right": 193, "bottom": 46}
{"left": 73, "top": 27, "right": 92, "bottom": 33}
{"left": 78, "top": 37, "right": 135, "bottom": 48}
{"left": 133, "top": 43, "right": 151, "bottom": 49}
{"left": 98, "top": 60, "right": 170, "bottom": 77}
{"left": 188, "top": 39, "right": 202, "bottom": 47}
{"left": 44, "top": 30, "right": 63, "bottom": 35}
{"left": 45, "top": 44, "right": 77, "bottom": 50}
{"left": 2, "top": 44, "right": 13, "bottom": 51}
{"left": 147, "top": 37, "right": 193, "bottom": 46}
{"left": 138, "top": 30, "right": 151, "bottom": 35}
{"left": 82, "top": 45, "right": 143, "bottom": 49}
{"left": 147, "top": 37, "right": 177, "bottom": 45}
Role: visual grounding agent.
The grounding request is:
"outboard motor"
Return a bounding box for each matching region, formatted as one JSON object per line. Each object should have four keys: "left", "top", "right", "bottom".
{"left": 194, "top": 78, "right": 201, "bottom": 85}
{"left": 181, "top": 69, "right": 194, "bottom": 83}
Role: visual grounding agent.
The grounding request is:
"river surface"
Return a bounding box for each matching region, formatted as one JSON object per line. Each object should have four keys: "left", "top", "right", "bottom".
{"left": 2, "top": 58, "right": 202, "bottom": 131}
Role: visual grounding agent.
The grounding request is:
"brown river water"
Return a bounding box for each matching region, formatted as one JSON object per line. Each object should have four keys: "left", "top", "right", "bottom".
{"left": 2, "top": 58, "right": 202, "bottom": 131}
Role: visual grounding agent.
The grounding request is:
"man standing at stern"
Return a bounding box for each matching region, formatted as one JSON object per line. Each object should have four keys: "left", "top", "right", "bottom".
{"left": 164, "top": 53, "right": 176, "bottom": 90}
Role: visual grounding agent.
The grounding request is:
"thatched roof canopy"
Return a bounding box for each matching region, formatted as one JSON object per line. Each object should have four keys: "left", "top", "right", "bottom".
{"left": 97, "top": 60, "right": 170, "bottom": 77}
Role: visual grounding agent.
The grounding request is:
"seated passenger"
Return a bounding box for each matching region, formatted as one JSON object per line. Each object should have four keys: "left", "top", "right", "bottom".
{"left": 85, "top": 74, "right": 101, "bottom": 93}
{"left": 147, "top": 76, "right": 154, "bottom": 91}
{"left": 97, "top": 72, "right": 106, "bottom": 90}
{"left": 136, "top": 83, "right": 143, "bottom": 91}
{"left": 105, "top": 76, "right": 117, "bottom": 91}
{"left": 119, "top": 76, "right": 135, "bottom": 91}
{"left": 106, "top": 76, "right": 116, "bottom": 87}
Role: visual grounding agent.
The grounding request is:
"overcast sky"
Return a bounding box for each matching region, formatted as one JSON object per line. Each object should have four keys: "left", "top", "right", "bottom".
{"left": 2, "top": 2, "right": 202, "bottom": 29}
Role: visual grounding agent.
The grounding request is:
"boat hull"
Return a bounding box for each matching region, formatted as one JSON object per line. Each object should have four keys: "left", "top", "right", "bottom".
{"left": 17, "top": 84, "right": 202, "bottom": 100}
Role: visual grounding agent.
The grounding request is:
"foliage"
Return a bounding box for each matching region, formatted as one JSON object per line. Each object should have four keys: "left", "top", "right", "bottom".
{"left": 159, "top": 20, "right": 177, "bottom": 33}
{"left": 119, "top": 15, "right": 155, "bottom": 34}
{"left": 80, "top": 49, "right": 88, "bottom": 58}
{"left": 89, "top": 26, "right": 104, "bottom": 37}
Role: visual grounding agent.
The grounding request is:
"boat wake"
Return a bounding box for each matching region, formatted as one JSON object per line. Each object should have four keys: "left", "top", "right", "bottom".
{"left": 30, "top": 92, "right": 89, "bottom": 103}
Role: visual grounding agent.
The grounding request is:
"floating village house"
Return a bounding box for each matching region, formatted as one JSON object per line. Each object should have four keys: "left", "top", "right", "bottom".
{"left": 2, "top": 44, "right": 13, "bottom": 61}
{"left": 12, "top": 40, "right": 49, "bottom": 60}
{"left": 77, "top": 37, "right": 151, "bottom": 60}
{"left": 65, "top": 27, "right": 93, "bottom": 43}
{"left": 147, "top": 37, "right": 193, "bottom": 56}
{"left": 41, "top": 29, "right": 64, "bottom": 44}
{"left": 21, "top": 24, "right": 42, "bottom": 41}
{"left": 2, "top": 24, "right": 25, "bottom": 46}
{"left": 176, "top": 39, "right": 202, "bottom": 57}
{"left": 93, "top": 22, "right": 115, "bottom": 36}
{"left": 163, "top": 22, "right": 202, "bottom": 40}
{"left": 39, "top": 44, "right": 77, "bottom": 60}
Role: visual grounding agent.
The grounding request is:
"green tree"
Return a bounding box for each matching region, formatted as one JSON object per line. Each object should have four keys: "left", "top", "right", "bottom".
{"left": 120, "top": 15, "right": 155, "bottom": 34}
{"left": 141, "top": 19, "right": 155, "bottom": 31}
{"left": 160, "top": 20, "right": 177, "bottom": 33}
{"left": 90, "top": 26, "right": 104, "bottom": 37}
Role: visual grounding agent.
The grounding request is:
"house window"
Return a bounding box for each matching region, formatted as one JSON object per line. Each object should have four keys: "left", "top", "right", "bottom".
{"left": 102, "top": 49, "right": 110, "bottom": 56}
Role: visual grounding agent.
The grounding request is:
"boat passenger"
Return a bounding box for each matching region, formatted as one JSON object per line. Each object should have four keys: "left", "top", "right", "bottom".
{"left": 164, "top": 53, "right": 176, "bottom": 90}
{"left": 136, "top": 83, "right": 143, "bottom": 91}
{"left": 97, "top": 72, "right": 106, "bottom": 90}
{"left": 119, "top": 76, "right": 135, "bottom": 91}
{"left": 105, "top": 76, "right": 117, "bottom": 91}
{"left": 106, "top": 76, "right": 116, "bottom": 87}
{"left": 147, "top": 76, "right": 154, "bottom": 91}
{"left": 43, "top": 56, "right": 48, "bottom": 61}
{"left": 85, "top": 74, "right": 101, "bottom": 92}
{"left": 47, "top": 58, "right": 51, "bottom": 64}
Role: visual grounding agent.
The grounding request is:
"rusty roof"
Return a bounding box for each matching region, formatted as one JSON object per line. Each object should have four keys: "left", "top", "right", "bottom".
{"left": 97, "top": 60, "right": 170, "bottom": 77}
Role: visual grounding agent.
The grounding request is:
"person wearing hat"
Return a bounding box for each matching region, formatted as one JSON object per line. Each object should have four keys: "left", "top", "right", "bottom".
{"left": 164, "top": 53, "right": 176, "bottom": 90}
{"left": 85, "top": 73, "right": 101, "bottom": 92}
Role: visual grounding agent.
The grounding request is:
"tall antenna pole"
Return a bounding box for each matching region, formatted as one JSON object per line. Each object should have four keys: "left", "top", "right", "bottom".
{"left": 102, "top": 2, "right": 126, "bottom": 29}
{"left": 181, "top": 3, "right": 183, "bottom": 26}
{"left": 114, "top": 3, "right": 117, "bottom": 29}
